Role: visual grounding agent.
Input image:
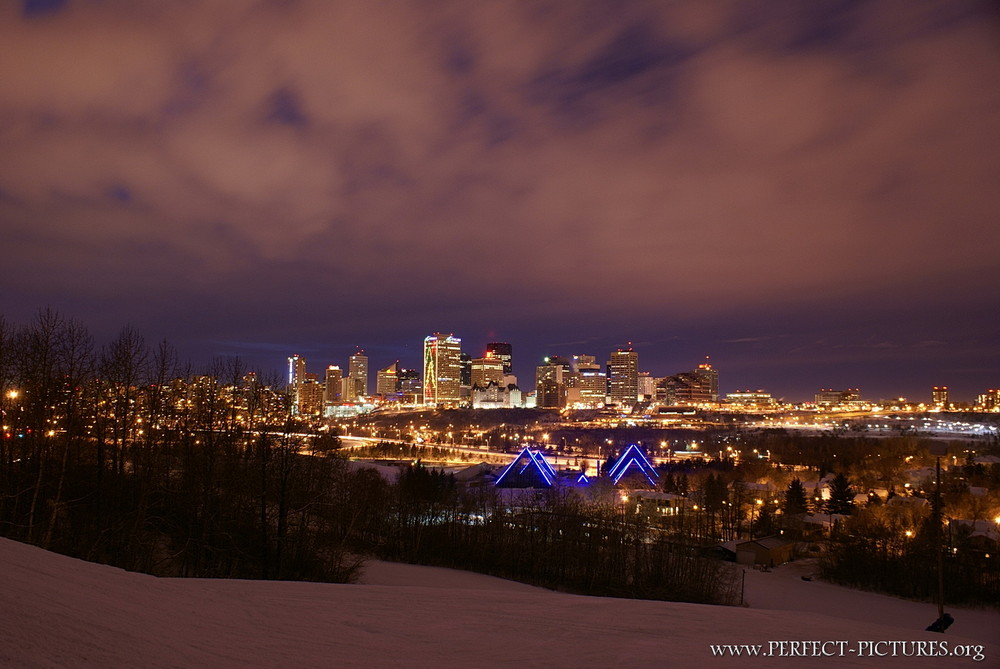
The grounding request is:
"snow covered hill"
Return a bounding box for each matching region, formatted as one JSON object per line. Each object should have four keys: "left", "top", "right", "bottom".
{"left": 1, "top": 538, "right": 997, "bottom": 668}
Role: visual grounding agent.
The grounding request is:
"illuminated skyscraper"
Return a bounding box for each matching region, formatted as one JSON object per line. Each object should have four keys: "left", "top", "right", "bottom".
{"left": 398, "top": 368, "right": 421, "bottom": 394}
{"left": 485, "top": 342, "right": 513, "bottom": 375}
{"left": 460, "top": 352, "right": 472, "bottom": 388}
{"left": 471, "top": 356, "right": 505, "bottom": 389}
{"left": 349, "top": 350, "right": 369, "bottom": 398}
{"left": 377, "top": 362, "right": 399, "bottom": 398}
{"left": 288, "top": 354, "right": 306, "bottom": 387}
{"left": 287, "top": 354, "right": 306, "bottom": 415}
{"left": 423, "top": 333, "right": 462, "bottom": 406}
{"left": 324, "top": 365, "right": 343, "bottom": 408}
{"left": 571, "top": 355, "right": 606, "bottom": 408}
{"left": 298, "top": 373, "right": 323, "bottom": 416}
{"left": 607, "top": 347, "right": 639, "bottom": 407}
{"left": 535, "top": 356, "right": 568, "bottom": 409}
{"left": 932, "top": 386, "right": 949, "bottom": 408}
{"left": 695, "top": 358, "right": 719, "bottom": 402}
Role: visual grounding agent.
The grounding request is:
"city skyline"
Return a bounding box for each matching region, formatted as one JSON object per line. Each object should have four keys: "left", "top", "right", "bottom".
{"left": 282, "top": 332, "right": 991, "bottom": 405}
{"left": 2, "top": 2, "right": 999, "bottom": 405}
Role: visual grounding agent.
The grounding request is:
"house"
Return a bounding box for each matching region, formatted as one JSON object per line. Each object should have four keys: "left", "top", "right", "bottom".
{"left": 629, "top": 490, "right": 688, "bottom": 519}
{"left": 720, "top": 536, "right": 796, "bottom": 567}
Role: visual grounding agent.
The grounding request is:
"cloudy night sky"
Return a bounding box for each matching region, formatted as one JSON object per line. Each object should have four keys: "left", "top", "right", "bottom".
{"left": 2, "top": 0, "right": 999, "bottom": 402}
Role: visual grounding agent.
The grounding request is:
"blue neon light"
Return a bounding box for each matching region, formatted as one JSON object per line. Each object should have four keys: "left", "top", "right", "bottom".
{"left": 495, "top": 447, "right": 554, "bottom": 487}
{"left": 605, "top": 444, "right": 659, "bottom": 486}
{"left": 529, "top": 450, "right": 555, "bottom": 484}
{"left": 494, "top": 447, "right": 533, "bottom": 486}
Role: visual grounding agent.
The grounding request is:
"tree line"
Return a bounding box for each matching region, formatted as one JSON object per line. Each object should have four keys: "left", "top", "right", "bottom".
{"left": 0, "top": 309, "right": 739, "bottom": 605}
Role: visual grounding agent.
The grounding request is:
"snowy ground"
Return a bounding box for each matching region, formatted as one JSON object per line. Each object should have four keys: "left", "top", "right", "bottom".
{"left": 2, "top": 538, "right": 997, "bottom": 668}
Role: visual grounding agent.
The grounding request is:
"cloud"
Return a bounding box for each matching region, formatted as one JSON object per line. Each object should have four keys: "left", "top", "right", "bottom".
{"left": 1, "top": 0, "right": 998, "bottom": 398}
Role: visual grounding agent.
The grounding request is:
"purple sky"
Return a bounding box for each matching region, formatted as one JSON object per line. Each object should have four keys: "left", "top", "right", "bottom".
{"left": 2, "top": 1, "right": 999, "bottom": 402}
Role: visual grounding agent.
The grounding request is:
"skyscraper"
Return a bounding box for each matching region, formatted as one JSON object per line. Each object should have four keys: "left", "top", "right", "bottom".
{"left": 485, "top": 342, "right": 513, "bottom": 375}
{"left": 695, "top": 358, "right": 719, "bottom": 403}
{"left": 932, "top": 386, "right": 949, "bottom": 408}
{"left": 572, "top": 354, "right": 606, "bottom": 408}
{"left": 287, "top": 354, "right": 306, "bottom": 415}
{"left": 377, "top": 362, "right": 399, "bottom": 398}
{"left": 349, "top": 350, "right": 369, "bottom": 398}
{"left": 324, "top": 365, "right": 343, "bottom": 408}
{"left": 535, "top": 356, "right": 567, "bottom": 409}
{"left": 423, "top": 333, "right": 462, "bottom": 406}
{"left": 607, "top": 347, "right": 639, "bottom": 407}
{"left": 288, "top": 354, "right": 306, "bottom": 387}
{"left": 471, "top": 356, "right": 505, "bottom": 389}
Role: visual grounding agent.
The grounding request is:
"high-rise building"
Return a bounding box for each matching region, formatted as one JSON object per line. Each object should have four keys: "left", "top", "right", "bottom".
{"left": 535, "top": 357, "right": 567, "bottom": 409}
{"left": 485, "top": 342, "right": 513, "bottom": 375}
{"left": 324, "top": 365, "right": 343, "bottom": 407}
{"left": 423, "top": 333, "right": 462, "bottom": 406}
{"left": 572, "top": 354, "right": 600, "bottom": 373}
{"left": 535, "top": 378, "right": 566, "bottom": 409}
{"left": 638, "top": 371, "right": 657, "bottom": 400}
{"left": 460, "top": 353, "right": 473, "bottom": 388}
{"left": 398, "top": 367, "right": 421, "bottom": 394}
{"left": 695, "top": 358, "right": 719, "bottom": 402}
{"left": 932, "top": 386, "right": 949, "bottom": 408}
{"left": 377, "top": 362, "right": 399, "bottom": 398}
{"left": 349, "top": 350, "right": 369, "bottom": 398}
{"left": 471, "top": 356, "right": 505, "bottom": 389}
{"left": 607, "top": 347, "right": 639, "bottom": 407}
{"left": 299, "top": 372, "right": 323, "bottom": 416}
{"left": 977, "top": 389, "right": 999, "bottom": 411}
{"left": 287, "top": 354, "right": 307, "bottom": 415}
{"left": 288, "top": 354, "right": 306, "bottom": 388}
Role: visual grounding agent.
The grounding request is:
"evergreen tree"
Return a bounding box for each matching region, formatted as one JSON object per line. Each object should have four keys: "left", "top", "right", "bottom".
{"left": 826, "top": 472, "right": 854, "bottom": 515}
{"left": 784, "top": 478, "right": 808, "bottom": 516}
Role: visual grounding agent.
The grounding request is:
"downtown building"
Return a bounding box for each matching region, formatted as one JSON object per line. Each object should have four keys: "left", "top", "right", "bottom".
{"left": 657, "top": 360, "right": 719, "bottom": 406}
{"left": 535, "top": 355, "right": 571, "bottom": 409}
{"left": 423, "top": 333, "right": 462, "bottom": 407}
{"left": 348, "top": 350, "right": 369, "bottom": 399}
{"left": 377, "top": 362, "right": 399, "bottom": 399}
{"left": 607, "top": 347, "right": 639, "bottom": 408}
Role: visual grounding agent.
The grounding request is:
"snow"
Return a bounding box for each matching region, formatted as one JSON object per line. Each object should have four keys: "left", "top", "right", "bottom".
{"left": 1, "top": 538, "right": 998, "bottom": 668}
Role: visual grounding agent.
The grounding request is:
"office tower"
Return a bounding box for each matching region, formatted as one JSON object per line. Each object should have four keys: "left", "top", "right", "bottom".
{"left": 569, "top": 354, "right": 606, "bottom": 408}
{"left": 535, "top": 356, "right": 569, "bottom": 409}
{"left": 977, "top": 389, "right": 999, "bottom": 411}
{"left": 659, "top": 371, "right": 713, "bottom": 405}
{"left": 607, "top": 346, "right": 639, "bottom": 407}
{"left": 460, "top": 353, "right": 472, "bottom": 388}
{"left": 377, "top": 362, "right": 399, "bottom": 398}
{"left": 288, "top": 354, "right": 306, "bottom": 388}
{"left": 695, "top": 358, "right": 719, "bottom": 402}
{"left": 324, "top": 365, "right": 343, "bottom": 407}
{"left": 471, "top": 356, "right": 505, "bottom": 389}
{"left": 398, "top": 367, "right": 421, "bottom": 394}
{"left": 572, "top": 354, "right": 600, "bottom": 373}
{"left": 638, "top": 371, "right": 656, "bottom": 399}
{"left": 932, "top": 386, "right": 949, "bottom": 408}
{"left": 349, "top": 350, "right": 369, "bottom": 398}
{"left": 287, "top": 354, "right": 306, "bottom": 415}
{"left": 298, "top": 373, "right": 324, "bottom": 416}
{"left": 485, "top": 342, "right": 513, "bottom": 375}
{"left": 423, "top": 333, "right": 462, "bottom": 406}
